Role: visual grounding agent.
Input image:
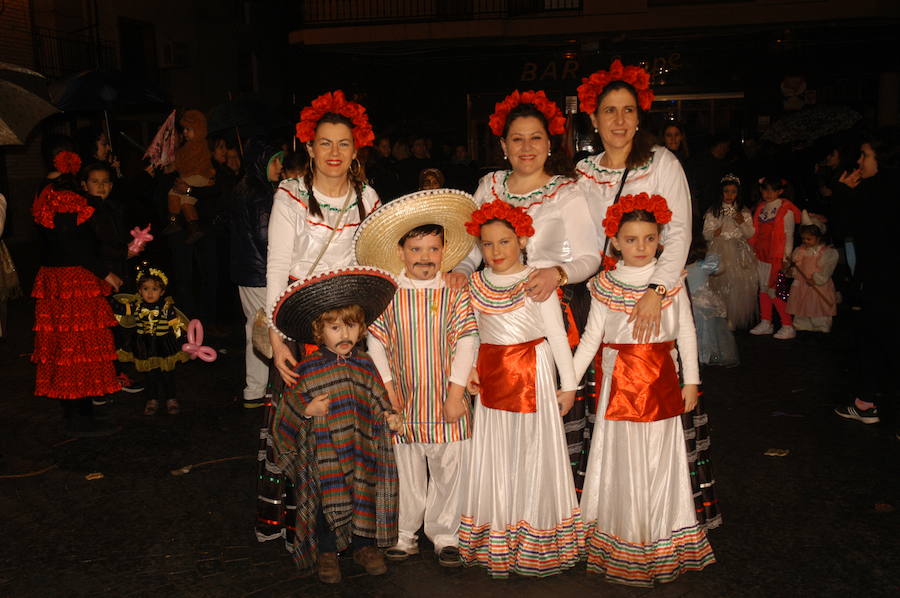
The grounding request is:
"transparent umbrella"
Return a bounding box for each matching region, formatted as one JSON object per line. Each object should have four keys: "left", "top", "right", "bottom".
{"left": 0, "top": 62, "right": 60, "bottom": 146}
{"left": 762, "top": 105, "right": 862, "bottom": 149}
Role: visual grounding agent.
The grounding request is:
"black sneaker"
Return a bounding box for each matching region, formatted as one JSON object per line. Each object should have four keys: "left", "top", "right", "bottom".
{"left": 117, "top": 373, "right": 144, "bottom": 394}
{"left": 834, "top": 404, "right": 880, "bottom": 424}
{"left": 437, "top": 546, "right": 462, "bottom": 568}
{"left": 243, "top": 397, "right": 268, "bottom": 410}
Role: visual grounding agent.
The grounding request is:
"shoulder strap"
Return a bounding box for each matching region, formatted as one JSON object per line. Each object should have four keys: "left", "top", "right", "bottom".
{"left": 600, "top": 168, "right": 630, "bottom": 259}
{"left": 305, "top": 187, "right": 354, "bottom": 278}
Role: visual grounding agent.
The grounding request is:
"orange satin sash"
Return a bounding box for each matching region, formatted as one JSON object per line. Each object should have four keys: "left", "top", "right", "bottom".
{"left": 477, "top": 338, "right": 543, "bottom": 413}
{"left": 556, "top": 288, "right": 580, "bottom": 349}
{"left": 604, "top": 341, "right": 684, "bottom": 422}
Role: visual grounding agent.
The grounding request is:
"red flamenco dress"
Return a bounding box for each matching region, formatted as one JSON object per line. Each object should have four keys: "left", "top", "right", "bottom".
{"left": 32, "top": 184, "right": 120, "bottom": 399}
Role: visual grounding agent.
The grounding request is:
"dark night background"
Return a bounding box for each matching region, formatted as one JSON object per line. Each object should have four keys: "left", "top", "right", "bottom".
{"left": 1, "top": 1, "right": 898, "bottom": 596}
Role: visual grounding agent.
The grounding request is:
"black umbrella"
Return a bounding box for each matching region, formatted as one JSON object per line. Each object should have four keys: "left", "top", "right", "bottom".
{"left": 49, "top": 69, "right": 167, "bottom": 112}
{"left": 49, "top": 69, "right": 168, "bottom": 154}
{"left": 208, "top": 95, "right": 287, "bottom": 156}
{"left": 207, "top": 96, "right": 276, "bottom": 134}
{"left": 0, "top": 62, "right": 60, "bottom": 146}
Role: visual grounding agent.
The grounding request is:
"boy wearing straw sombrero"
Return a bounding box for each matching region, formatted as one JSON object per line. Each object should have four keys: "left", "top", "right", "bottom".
{"left": 354, "top": 188, "right": 479, "bottom": 568}
{"left": 267, "top": 267, "right": 402, "bottom": 583}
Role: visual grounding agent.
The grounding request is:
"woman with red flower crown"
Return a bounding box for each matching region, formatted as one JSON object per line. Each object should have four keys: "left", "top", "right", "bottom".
{"left": 576, "top": 60, "right": 692, "bottom": 341}
{"left": 574, "top": 60, "right": 693, "bottom": 488}
{"left": 451, "top": 89, "right": 601, "bottom": 488}
{"left": 256, "top": 90, "right": 382, "bottom": 561}
{"left": 265, "top": 90, "right": 380, "bottom": 385}
{"left": 32, "top": 150, "right": 123, "bottom": 437}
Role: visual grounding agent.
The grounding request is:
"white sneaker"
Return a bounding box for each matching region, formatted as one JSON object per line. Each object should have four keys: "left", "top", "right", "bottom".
{"left": 749, "top": 320, "right": 774, "bottom": 335}
{"left": 773, "top": 325, "right": 796, "bottom": 340}
{"left": 384, "top": 543, "right": 419, "bottom": 561}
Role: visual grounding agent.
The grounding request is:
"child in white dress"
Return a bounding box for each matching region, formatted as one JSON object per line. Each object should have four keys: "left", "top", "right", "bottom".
{"left": 459, "top": 200, "right": 584, "bottom": 578}
{"left": 573, "top": 193, "right": 715, "bottom": 587}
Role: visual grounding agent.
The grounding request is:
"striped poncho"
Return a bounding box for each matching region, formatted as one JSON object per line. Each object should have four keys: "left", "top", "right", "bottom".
{"left": 271, "top": 347, "right": 398, "bottom": 571}
{"left": 368, "top": 286, "right": 478, "bottom": 444}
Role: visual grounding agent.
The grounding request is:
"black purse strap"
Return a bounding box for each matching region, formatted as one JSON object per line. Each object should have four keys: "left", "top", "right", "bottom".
{"left": 601, "top": 168, "right": 630, "bottom": 259}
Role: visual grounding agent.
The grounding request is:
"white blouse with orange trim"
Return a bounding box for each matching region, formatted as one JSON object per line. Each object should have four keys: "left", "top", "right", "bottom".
{"left": 265, "top": 177, "right": 380, "bottom": 322}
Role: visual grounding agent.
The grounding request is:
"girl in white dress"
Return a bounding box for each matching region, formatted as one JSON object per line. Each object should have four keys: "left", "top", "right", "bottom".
{"left": 702, "top": 174, "right": 758, "bottom": 330}
{"left": 573, "top": 195, "right": 715, "bottom": 587}
{"left": 459, "top": 200, "right": 584, "bottom": 578}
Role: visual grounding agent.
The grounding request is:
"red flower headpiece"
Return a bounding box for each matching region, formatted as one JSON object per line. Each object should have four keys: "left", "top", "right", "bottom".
{"left": 295, "top": 90, "right": 374, "bottom": 148}
{"left": 577, "top": 59, "right": 654, "bottom": 115}
{"left": 53, "top": 151, "right": 82, "bottom": 175}
{"left": 465, "top": 200, "right": 535, "bottom": 238}
{"left": 601, "top": 254, "right": 619, "bottom": 272}
{"left": 488, "top": 90, "right": 566, "bottom": 137}
{"left": 602, "top": 193, "right": 672, "bottom": 238}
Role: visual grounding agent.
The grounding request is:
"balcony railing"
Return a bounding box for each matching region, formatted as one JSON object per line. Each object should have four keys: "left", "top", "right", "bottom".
{"left": 32, "top": 27, "right": 117, "bottom": 78}
{"left": 302, "top": 0, "right": 582, "bottom": 27}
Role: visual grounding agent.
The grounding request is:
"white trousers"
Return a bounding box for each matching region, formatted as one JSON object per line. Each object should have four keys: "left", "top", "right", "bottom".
{"left": 393, "top": 439, "right": 471, "bottom": 553}
{"left": 238, "top": 286, "right": 269, "bottom": 400}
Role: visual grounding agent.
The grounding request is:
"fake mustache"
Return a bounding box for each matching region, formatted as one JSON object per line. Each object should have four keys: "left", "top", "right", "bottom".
{"left": 336, "top": 340, "right": 354, "bottom": 347}
{"left": 413, "top": 262, "right": 436, "bottom": 268}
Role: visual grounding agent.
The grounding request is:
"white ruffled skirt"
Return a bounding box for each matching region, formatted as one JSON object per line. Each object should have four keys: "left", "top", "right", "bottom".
{"left": 581, "top": 346, "right": 715, "bottom": 587}
{"left": 459, "top": 341, "right": 584, "bottom": 577}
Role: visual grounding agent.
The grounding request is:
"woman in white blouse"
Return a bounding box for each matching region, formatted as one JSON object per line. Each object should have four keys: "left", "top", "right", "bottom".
{"left": 576, "top": 60, "right": 692, "bottom": 343}
{"left": 453, "top": 90, "right": 600, "bottom": 299}
{"left": 266, "top": 91, "right": 380, "bottom": 385}
{"left": 452, "top": 90, "right": 600, "bottom": 489}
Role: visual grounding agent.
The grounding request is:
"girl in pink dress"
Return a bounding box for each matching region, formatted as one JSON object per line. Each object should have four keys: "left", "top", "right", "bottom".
{"left": 787, "top": 212, "right": 838, "bottom": 332}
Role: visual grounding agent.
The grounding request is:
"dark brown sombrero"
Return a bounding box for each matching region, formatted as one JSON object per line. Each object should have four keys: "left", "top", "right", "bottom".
{"left": 271, "top": 267, "right": 398, "bottom": 343}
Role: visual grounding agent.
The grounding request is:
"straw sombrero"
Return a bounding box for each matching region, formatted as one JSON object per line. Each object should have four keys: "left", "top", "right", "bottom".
{"left": 354, "top": 188, "right": 477, "bottom": 275}
{"left": 271, "top": 267, "right": 398, "bottom": 343}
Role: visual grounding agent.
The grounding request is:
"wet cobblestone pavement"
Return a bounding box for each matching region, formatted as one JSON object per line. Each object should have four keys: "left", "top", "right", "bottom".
{"left": 1, "top": 298, "right": 897, "bottom": 597}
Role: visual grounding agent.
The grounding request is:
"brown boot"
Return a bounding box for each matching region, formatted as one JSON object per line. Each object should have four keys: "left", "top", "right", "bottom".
{"left": 317, "top": 552, "right": 341, "bottom": 584}
{"left": 353, "top": 545, "right": 387, "bottom": 576}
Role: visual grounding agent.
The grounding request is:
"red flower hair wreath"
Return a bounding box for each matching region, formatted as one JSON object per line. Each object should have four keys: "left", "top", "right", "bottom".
{"left": 602, "top": 193, "right": 672, "bottom": 238}
{"left": 577, "top": 59, "right": 655, "bottom": 115}
{"left": 489, "top": 90, "right": 566, "bottom": 137}
{"left": 466, "top": 200, "right": 535, "bottom": 238}
{"left": 295, "top": 90, "right": 375, "bottom": 148}
{"left": 53, "top": 151, "right": 82, "bottom": 175}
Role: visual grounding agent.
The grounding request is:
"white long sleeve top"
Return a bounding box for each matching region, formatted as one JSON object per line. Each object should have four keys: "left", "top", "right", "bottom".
{"left": 472, "top": 267, "right": 577, "bottom": 392}
{"left": 265, "top": 178, "right": 380, "bottom": 322}
{"left": 577, "top": 146, "right": 692, "bottom": 291}
{"left": 572, "top": 260, "right": 700, "bottom": 386}
{"left": 367, "top": 270, "right": 478, "bottom": 387}
{"left": 454, "top": 172, "right": 601, "bottom": 283}
{"left": 703, "top": 206, "right": 754, "bottom": 241}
